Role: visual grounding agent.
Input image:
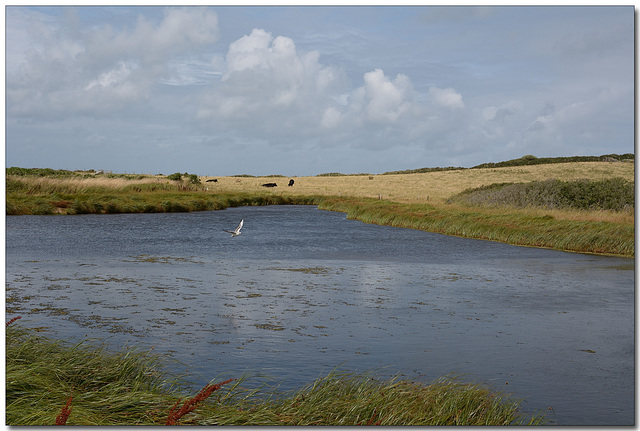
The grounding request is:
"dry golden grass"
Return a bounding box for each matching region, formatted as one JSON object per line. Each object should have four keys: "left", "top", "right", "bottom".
{"left": 204, "top": 162, "right": 634, "bottom": 203}
{"left": 10, "top": 175, "right": 168, "bottom": 193}
{"left": 203, "top": 162, "right": 634, "bottom": 224}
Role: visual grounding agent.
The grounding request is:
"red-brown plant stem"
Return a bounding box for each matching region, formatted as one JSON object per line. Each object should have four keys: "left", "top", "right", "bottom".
{"left": 6, "top": 316, "right": 22, "bottom": 327}
{"left": 55, "top": 397, "right": 73, "bottom": 425}
{"left": 166, "top": 378, "right": 234, "bottom": 425}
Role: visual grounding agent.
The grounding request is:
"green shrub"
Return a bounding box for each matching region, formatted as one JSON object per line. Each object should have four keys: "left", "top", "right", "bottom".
{"left": 449, "top": 178, "right": 634, "bottom": 211}
{"left": 167, "top": 173, "right": 182, "bottom": 181}
{"left": 6, "top": 167, "right": 78, "bottom": 177}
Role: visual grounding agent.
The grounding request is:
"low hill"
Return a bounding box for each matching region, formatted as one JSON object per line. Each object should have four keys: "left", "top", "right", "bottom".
{"left": 381, "top": 153, "right": 633, "bottom": 175}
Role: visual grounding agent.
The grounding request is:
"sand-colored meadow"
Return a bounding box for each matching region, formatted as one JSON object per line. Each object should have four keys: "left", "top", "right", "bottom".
{"left": 205, "top": 162, "right": 633, "bottom": 202}
{"left": 203, "top": 161, "right": 635, "bottom": 224}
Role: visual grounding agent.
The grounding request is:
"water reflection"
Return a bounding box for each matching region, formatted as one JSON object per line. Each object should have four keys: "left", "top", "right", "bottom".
{"left": 6, "top": 206, "right": 634, "bottom": 425}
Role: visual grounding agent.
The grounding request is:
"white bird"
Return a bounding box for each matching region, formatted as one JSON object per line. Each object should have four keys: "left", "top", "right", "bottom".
{"left": 224, "top": 219, "right": 243, "bottom": 237}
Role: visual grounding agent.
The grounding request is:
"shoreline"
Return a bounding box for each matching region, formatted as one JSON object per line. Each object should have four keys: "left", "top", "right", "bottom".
{"left": 6, "top": 160, "right": 634, "bottom": 257}
{"left": 6, "top": 192, "right": 634, "bottom": 258}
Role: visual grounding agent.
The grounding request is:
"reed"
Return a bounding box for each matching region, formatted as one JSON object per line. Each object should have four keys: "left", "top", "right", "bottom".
{"left": 55, "top": 397, "right": 73, "bottom": 425}
{"left": 6, "top": 160, "right": 634, "bottom": 256}
{"left": 6, "top": 323, "right": 545, "bottom": 426}
{"left": 166, "top": 378, "right": 235, "bottom": 425}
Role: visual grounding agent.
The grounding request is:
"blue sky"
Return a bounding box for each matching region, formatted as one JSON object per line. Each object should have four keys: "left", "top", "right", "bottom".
{"left": 5, "top": 6, "right": 634, "bottom": 176}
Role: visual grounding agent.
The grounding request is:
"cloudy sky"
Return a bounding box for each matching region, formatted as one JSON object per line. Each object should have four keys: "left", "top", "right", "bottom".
{"left": 5, "top": 6, "right": 634, "bottom": 176}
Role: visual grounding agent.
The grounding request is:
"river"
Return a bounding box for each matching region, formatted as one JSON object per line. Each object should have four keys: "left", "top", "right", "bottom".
{"left": 5, "top": 205, "right": 634, "bottom": 425}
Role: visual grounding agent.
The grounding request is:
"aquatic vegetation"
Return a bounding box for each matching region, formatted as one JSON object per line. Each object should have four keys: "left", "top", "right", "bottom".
{"left": 125, "top": 255, "right": 204, "bottom": 264}
{"left": 6, "top": 323, "right": 544, "bottom": 425}
{"left": 254, "top": 323, "right": 286, "bottom": 331}
{"left": 266, "top": 266, "right": 330, "bottom": 275}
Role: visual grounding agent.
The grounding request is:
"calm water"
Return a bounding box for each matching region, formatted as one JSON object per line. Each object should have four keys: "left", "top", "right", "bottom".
{"left": 5, "top": 206, "right": 634, "bottom": 425}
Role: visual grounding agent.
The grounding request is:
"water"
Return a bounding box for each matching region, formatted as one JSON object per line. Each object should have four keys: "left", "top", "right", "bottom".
{"left": 5, "top": 205, "right": 634, "bottom": 425}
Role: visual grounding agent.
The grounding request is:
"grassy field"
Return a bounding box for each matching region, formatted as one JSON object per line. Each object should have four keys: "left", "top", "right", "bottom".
{"left": 6, "top": 160, "right": 634, "bottom": 256}
{"left": 6, "top": 322, "right": 545, "bottom": 426}
{"left": 204, "top": 161, "right": 634, "bottom": 204}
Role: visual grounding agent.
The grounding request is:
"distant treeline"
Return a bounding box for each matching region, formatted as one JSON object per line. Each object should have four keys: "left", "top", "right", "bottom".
{"left": 381, "top": 166, "right": 464, "bottom": 175}
{"left": 470, "top": 154, "right": 634, "bottom": 169}
{"left": 316, "top": 172, "right": 373, "bottom": 177}
{"left": 449, "top": 178, "right": 634, "bottom": 212}
{"left": 7, "top": 153, "right": 634, "bottom": 179}
{"left": 381, "top": 154, "right": 634, "bottom": 175}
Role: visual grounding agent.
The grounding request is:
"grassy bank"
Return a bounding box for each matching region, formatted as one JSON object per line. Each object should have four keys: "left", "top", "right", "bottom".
{"left": 316, "top": 197, "right": 634, "bottom": 257}
{"left": 6, "top": 176, "right": 319, "bottom": 215}
{"left": 6, "top": 160, "right": 634, "bottom": 256}
{"left": 6, "top": 322, "right": 544, "bottom": 426}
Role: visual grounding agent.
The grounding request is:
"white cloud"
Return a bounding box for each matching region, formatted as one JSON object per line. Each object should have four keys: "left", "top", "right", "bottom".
{"left": 199, "top": 28, "right": 348, "bottom": 132}
{"left": 361, "top": 69, "right": 413, "bottom": 123}
{"left": 7, "top": 7, "right": 219, "bottom": 119}
{"left": 85, "top": 61, "right": 133, "bottom": 90}
{"left": 6, "top": 6, "right": 632, "bottom": 176}
{"left": 198, "top": 29, "right": 444, "bottom": 150}
{"left": 429, "top": 87, "right": 464, "bottom": 109}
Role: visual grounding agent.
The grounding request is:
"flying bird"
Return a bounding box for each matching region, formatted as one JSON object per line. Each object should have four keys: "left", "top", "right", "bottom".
{"left": 224, "top": 219, "right": 244, "bottom": 237}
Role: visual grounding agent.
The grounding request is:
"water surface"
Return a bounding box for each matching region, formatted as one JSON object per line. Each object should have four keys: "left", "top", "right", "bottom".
{"left": 6, "top": 206, "right": 634, "bottom": 425}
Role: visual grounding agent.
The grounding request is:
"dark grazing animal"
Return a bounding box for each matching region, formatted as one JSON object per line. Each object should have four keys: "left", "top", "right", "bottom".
{"left": 288, "top": 179, "right": 294, "bottom": 186}
{"left": 206, "top": 179, "right": 218, "bottom": 182}
{"left": 262, "top": 182, "right": 277, "bottom": 187}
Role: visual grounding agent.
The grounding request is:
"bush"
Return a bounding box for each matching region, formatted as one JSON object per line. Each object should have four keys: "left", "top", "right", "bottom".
{"left": 450, "top": 178, "right": 634, "bottom": 211}
{"left": 6, "top": 167, "right": 78, "bottom": 177}
{"left": 167, "top": 173, "right": 182, "bottom": 181}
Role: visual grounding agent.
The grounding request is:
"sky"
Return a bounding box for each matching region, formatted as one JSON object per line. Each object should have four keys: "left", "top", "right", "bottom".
{"left": 5, "top": 5, "right": 635, "bottom": 176}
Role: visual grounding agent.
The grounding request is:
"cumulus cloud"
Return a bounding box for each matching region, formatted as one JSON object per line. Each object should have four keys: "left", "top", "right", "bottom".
{"left": 7, "top": 7, "right": 219, "bottom": 119}
{"left": 198, "top": 29, "right": 464, "bottom": 151}
{"left": 361, "top": 69, "right": 414, "bottom": 123}
{"left": 199, "top": 28, "right": 346, "bottom": 125}
{"left": 429, "top": 87, "right": 464, "bottom": 109}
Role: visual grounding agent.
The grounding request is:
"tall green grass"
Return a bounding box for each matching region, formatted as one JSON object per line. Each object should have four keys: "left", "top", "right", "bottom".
{"left": 316, "top": 197, "right": 634, "bottom": 257}
{"left": 6, "top": 323, "right": 544, "bottom": 426}
{"left": 203, "top": 371, "right": 543, "bottom": 426}
{"left": 6, "top": 324, "right": 183, "bottom": 425}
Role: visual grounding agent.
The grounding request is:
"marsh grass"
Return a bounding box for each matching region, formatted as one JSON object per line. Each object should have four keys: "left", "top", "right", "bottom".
{"left": 6, "top": 324, "right": 182, "bottom": 425}
{"left": 205, "top": 371, "right": 543, "bottom": 426}
{"left": 316, "top": 197, "right": 634, "bottom": 256}
{"left": 6, "top": 161, "right": 634, "bottom": 256}
{"left": 6, "top": 323, "right": 544, "bottom": 426}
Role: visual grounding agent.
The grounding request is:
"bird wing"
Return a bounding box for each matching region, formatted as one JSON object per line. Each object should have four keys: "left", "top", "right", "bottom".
{"left": 236, "top": 219, "right": 244, "bottom": 233}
